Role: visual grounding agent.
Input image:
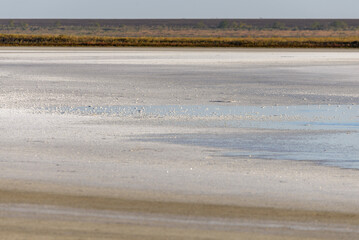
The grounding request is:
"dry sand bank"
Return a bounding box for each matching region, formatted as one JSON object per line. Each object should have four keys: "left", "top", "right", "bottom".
{"left": 1, "top": 177, "right": 359, "bottom": 240}
{"left": 1, "top": 179, "right": 359, "bottom": 240}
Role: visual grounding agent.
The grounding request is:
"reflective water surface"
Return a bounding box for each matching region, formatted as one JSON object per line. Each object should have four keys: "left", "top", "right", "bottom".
{"left": 44, "top": 104, "right": 359, "bottom": 169}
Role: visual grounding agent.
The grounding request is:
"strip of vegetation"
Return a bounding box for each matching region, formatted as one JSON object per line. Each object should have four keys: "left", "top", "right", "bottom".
{"left": 1, "top": 20, "right": 358, "bottom": 39}
{"left": 2, "top": 19, "right": 358, "bottom": 31}
{"left": 0, "top": 34, "right": 358, "bottom": 48}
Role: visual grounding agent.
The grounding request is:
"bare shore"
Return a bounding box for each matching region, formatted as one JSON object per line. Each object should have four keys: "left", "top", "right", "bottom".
{"left": 1, "top": 48, "right": 359, "bottom": 239}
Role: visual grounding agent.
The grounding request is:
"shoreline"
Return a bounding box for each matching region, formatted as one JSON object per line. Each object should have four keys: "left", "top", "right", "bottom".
{"left": 1, "top": 46, "right": 359, "bottom": 51}
{"left": 1, "top": 141, "right": 359, "bottom": 214}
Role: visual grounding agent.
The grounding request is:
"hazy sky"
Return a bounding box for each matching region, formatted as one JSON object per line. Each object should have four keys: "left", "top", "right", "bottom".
{"left": 1, "top": 0, "right": 358, "bottom": 19}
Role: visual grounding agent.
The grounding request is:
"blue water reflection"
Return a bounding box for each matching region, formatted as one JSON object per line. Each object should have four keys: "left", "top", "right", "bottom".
{"left": 44, "top": 104, "right": 359, "bottom": 169}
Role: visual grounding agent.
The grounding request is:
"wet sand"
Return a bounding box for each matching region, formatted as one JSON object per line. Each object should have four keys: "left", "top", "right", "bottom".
{"left": 1, "top": 48, "right": 359, "bottom": 239}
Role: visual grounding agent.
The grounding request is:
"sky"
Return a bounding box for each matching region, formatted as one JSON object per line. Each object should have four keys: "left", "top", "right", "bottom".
{"left": 1, "top": 0, "right": 358, "bottom": 19}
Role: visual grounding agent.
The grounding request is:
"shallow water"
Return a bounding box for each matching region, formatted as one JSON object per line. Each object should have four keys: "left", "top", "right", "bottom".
{"left": 152, "top": 132, "right": 359, "bottom": 169}
{"left": 45, "top": 104, "right": 359, "bottom": 128}
{"left": 45, "top": 104, "right": 359, "bottom": 169}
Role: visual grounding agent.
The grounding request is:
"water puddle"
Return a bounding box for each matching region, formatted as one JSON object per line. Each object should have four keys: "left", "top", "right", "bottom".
{"left": 43, "top": 104, "right": 359, "bottom": 169}
{"left": 141, "top": 131, "right": 359, "bottom": 169}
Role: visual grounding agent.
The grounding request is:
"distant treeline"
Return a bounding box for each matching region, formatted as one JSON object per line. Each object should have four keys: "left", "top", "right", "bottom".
{"left": 0, "top": 19, "right": 359, "bottom": 30}
{"left": 1, "top": 34, "right": 358, "bottom": 48}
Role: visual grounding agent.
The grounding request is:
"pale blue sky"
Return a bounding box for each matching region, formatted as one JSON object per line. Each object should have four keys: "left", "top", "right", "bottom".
{"left": 1, "top": 0, "right": 358, "bottom": 19}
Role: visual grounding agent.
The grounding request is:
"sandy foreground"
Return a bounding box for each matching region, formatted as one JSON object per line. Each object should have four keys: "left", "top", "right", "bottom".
{"left": 1, "top": 48, "right": 359, "bottom": 239}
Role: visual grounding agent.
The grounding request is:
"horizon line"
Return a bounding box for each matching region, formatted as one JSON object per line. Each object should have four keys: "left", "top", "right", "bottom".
{"left": 1, "top": 18, "right": 359, "bottom": 20}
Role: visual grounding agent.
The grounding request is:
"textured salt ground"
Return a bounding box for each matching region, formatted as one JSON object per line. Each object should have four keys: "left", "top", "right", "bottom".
{"left": 1, "top": 48, "right": 359, "bottom": 239}
{"left": 1, "top": 48, "right": 359, "bottom": 109}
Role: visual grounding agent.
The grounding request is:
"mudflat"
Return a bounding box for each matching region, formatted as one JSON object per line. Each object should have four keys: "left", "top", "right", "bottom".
{"left": 1, "top": 48, "right": 359, "bottom": 239}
